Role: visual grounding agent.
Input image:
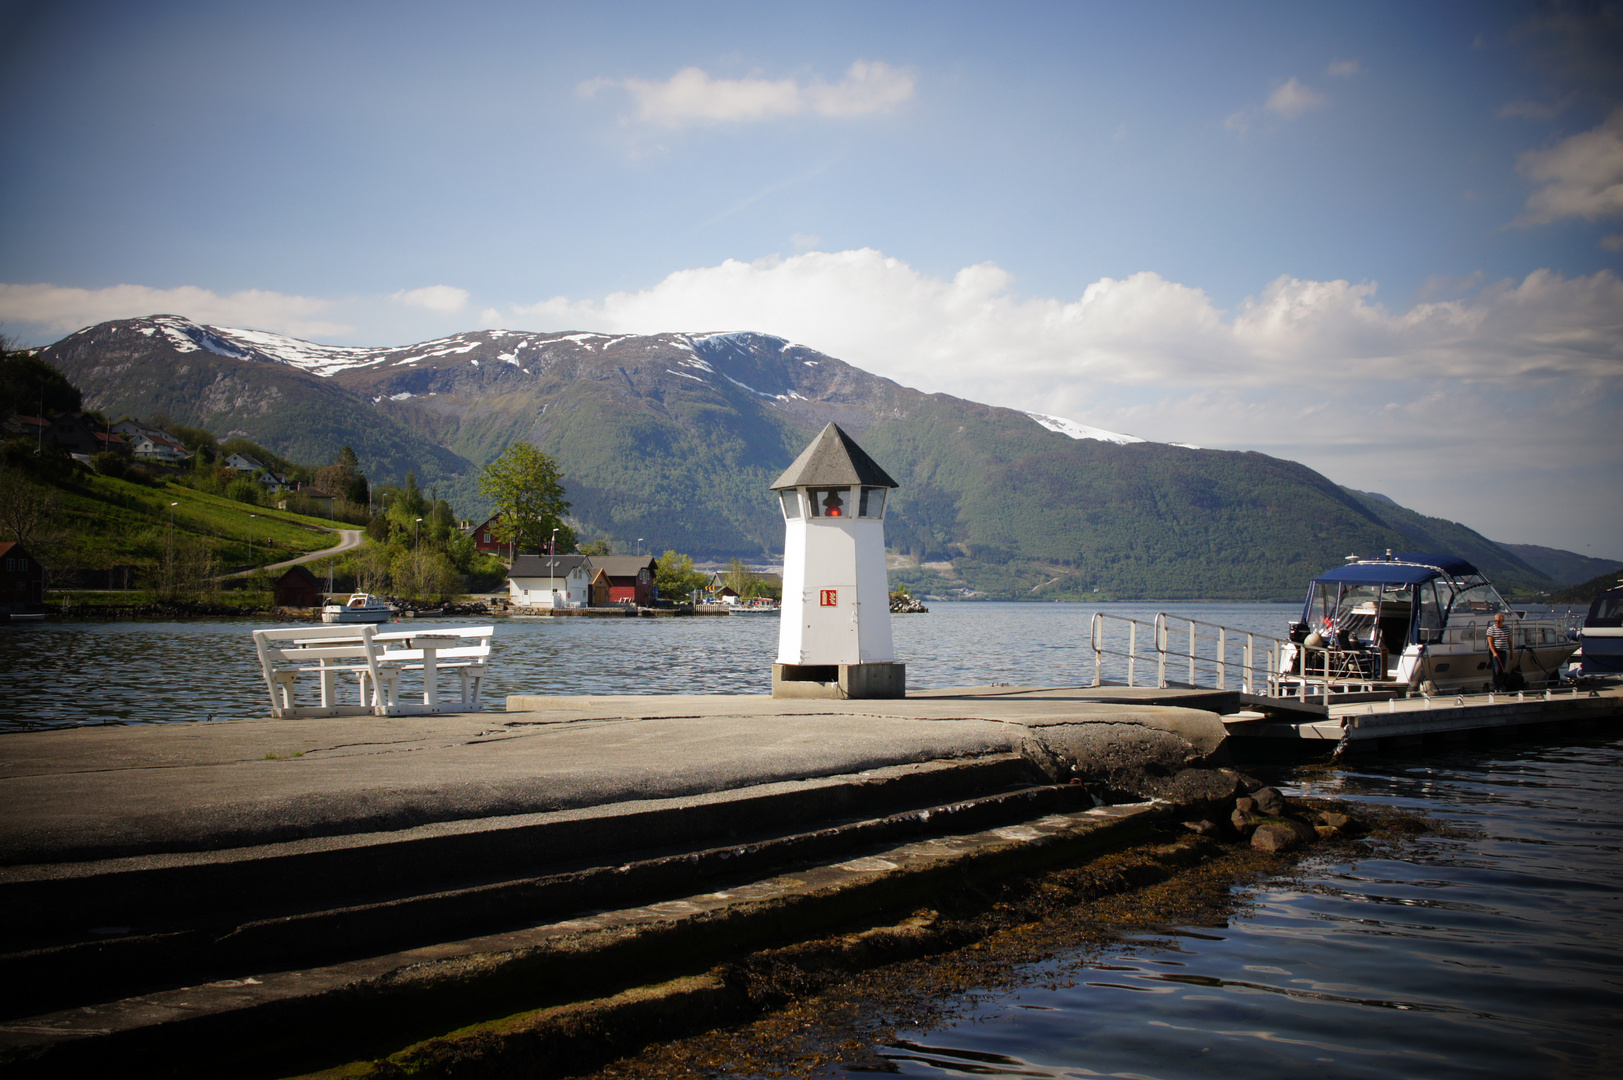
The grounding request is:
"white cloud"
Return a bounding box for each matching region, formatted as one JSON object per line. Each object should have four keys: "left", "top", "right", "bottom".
{"left": 0, "top": 282, "right": 352, "bottom": 339}
{"left": 1516, "top": 107, "right": 1623, "bottom": 224}
{"left": 1265, "top": 77, "right": 1327, "bottom": 119}
{"left": 1326, "top": 59, "right": 1363, "bottom": 77}
{"left": 1226, "top": 77, "right": 1327, "bottom": 134}
{"left": 582, "top": 61, "right": 914, "bottom": 128}
{"left": 390, "top": 284, "right": 469, "bottom": 313}
{"left": 790, "top": 232, "right": 821, "bottom": 250}
{"left": 513, "top": 248, "right": 1622, "bottom": 393}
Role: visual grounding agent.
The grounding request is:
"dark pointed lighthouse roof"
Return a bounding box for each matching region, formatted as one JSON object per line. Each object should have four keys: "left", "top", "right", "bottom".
{"left": 770, "top": 422, "right": 899, "bottom": 491}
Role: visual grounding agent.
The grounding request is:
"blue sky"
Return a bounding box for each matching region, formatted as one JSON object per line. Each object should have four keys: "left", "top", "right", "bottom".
{"left": 2, "top": 1, "right": 1619, "bottom": 557}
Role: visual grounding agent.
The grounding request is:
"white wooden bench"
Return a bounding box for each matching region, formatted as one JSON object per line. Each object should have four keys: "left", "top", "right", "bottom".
{"left": 371, "top": 626, "right": 495, "bottom": 713}
{"left": 252, "top": 624, "right": 392, "bottom": 718}
{"left": 252, "top": 624, "right": 496, "bottom": 717}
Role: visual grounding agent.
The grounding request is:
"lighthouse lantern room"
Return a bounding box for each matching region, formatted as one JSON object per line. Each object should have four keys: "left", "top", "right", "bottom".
{"left": 770, "top": 422, "right": 905, "bottom": 699}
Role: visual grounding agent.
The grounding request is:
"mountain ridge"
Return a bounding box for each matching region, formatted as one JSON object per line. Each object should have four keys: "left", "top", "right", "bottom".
{"left": 34, "top": 315, "right": 1562, "bottom": 600}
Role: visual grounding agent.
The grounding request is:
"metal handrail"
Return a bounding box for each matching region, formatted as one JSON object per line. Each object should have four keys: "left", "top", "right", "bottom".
{"left": 1153, "top": 612, "right": 1285, "bottom": 696}
{"left": 1089, "top": 611, "right": 1380, "bottom": 703}
{"left": 1090, "top": 611, "right": 1287, "bottom": 695}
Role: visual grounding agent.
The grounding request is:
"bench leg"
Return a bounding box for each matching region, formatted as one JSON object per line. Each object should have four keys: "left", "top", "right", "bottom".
{"left": 272, "top": 672, "right": 298, "bottom": 712}
{"left": 318, "top": 662, "right": 338, "bottom": 708}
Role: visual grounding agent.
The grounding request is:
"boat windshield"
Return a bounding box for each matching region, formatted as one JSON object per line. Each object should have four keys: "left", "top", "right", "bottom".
{"left": 1446, "top": 583, "right": 1511, "bottom": 621}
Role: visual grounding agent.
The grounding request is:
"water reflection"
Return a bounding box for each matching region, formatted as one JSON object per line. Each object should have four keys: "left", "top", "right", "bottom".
{"left": 873, "top": 735, "right": 1623, "bottom": 1079}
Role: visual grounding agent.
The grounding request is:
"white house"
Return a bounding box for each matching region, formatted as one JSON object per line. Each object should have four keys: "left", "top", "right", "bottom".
{"left": 111, "top": 421, "right": 190, "bottom": 465}
{"left": 507, "top": 554, "right": 592, "bottom": 609}
{"left": 224, "top": 452, "right": 265, "bottom": 472}
{"left": 128, "top": 433, "right": 190, "bottom": 465}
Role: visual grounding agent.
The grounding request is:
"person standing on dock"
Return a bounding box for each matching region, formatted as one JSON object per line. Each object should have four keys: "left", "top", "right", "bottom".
{"left": 1487, "top": 612, "right": 1514, "bottom": 691}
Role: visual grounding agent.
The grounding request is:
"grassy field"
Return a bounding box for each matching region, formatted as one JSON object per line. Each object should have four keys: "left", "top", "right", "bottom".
{"left": 49, "top": 474, "right": 345, "bottom": 584}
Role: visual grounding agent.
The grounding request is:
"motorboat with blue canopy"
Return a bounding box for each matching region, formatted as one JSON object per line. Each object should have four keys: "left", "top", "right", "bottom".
{"left": 1282, "top": 552, "right": 1578, "bottom": 691}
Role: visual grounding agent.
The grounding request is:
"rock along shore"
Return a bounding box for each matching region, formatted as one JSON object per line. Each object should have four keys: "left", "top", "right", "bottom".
{"left": 0, "top": 686, "right": 1361, "bottom": 1078}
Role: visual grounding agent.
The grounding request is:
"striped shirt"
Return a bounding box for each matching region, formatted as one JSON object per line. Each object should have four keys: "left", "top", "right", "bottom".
{"left": 1487, "top": 623, "right": 1512, "bottom": 655}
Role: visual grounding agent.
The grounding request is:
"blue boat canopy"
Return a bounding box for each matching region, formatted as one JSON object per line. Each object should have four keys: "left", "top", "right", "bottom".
{"left": 1395, "top": 553, "right": 1480, "bottom": 577}
{"left": 1311, "top": 563, "right": 1442, "bottom": 586}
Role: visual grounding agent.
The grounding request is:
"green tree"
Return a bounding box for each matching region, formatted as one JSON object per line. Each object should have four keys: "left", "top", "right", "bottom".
{"left": 578, "top": 538, "right": 614, "bottom": 556}
{"left": 0, "top": 349, "right": 81, "bottom": 417}
{"left": 316, "top": 445, "right": 369, "bottom": 506}
{"left": 0, "top": 465, "right": 60, "bottom": 548}
{"left": 723, "top": 556, "right": 752, "bottom": 598}
{"left": 476, "top": 443, "right": 574, "bottom": 554}
{"left": 654, "top": 549, "right": 708, "bottom": 603}
{"left": 390, "top": 547, "right": 461, "bottom": 600}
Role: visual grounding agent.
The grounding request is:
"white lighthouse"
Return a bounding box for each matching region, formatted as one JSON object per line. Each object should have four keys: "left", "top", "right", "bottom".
{"left": 770, "top": 422, "right": 905, "bottom": 699}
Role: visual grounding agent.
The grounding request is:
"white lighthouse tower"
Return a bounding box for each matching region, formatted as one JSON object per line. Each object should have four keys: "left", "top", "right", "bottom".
{"left": 770, "top": 422, "right": 905, "bottom": 699}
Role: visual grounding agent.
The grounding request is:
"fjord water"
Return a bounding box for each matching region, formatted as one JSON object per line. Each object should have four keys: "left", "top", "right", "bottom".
{"left": 5, "top": 603, "right": 1619, "bottom": 1077}
{"left": 868, "top": 733, "right": 1623, "bottom": 1080}
{"left": 0, "top": 601, "right": 1297, "bottom": 729}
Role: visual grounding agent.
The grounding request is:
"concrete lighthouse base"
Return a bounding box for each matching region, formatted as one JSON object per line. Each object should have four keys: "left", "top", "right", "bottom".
{"left": 772, "top": 662, "right": 907, "bottom": 699}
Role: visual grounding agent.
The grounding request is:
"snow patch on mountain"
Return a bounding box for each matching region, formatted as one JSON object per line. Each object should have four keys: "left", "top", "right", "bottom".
{"left": 1026, "top": 412, "right": 1144, "bottom": 445}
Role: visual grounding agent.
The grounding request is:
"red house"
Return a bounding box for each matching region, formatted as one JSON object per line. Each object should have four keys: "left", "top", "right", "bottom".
{"left": 465, "top": 514, "right": 508, "bottom": 554}
{"left": 589, "top": 555, "right": 659, "bottom": 607}
{"left": 0, "top": 541, "right": 45, "bottom": 612}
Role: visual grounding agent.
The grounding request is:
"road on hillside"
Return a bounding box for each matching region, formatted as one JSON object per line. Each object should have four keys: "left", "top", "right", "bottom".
{"left": 214, "top": 529, "right": 364, "bottom": 581}
{"left": 262, "top": 529, "right": 363, "bottom": 572}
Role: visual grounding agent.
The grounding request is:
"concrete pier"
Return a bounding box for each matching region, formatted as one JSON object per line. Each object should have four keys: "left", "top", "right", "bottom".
{"left": 1, "top": 682, "right": 1615, "bottom": 1077}
{"left": 0, "top": 686, "right": 1241, "bottom": 1076}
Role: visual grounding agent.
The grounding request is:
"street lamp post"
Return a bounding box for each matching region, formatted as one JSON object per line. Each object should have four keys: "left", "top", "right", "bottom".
{"left": 548, "top": 527, "right": 559, "bottom": 608}
{"left": 414, "top": 517, "right": 423, "bottom": 549}
{"left": 637, "top": 537, "right": 644, "bottom": 557}
{"left": 248, "top": 513, "right": 256, "bottom": 565}
{"left": 168, "top": 502, "right": 178, "bottom": 592}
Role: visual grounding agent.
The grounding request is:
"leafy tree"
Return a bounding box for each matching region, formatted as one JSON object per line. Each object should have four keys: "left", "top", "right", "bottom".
{"left": 0, "top": 465, "right": 60, "bottom": 548}
{"left": 476, "top": 443, "right": 574, "bottom": 554}
{"left": 724, "top": 557, "right": 753, "bottom": 597}
{"left": 169, "top": 424, "right": 219, "bottom": 455}
{"left": 91, "top": 451, "right": 128, "bottom": 479}
{"left": 355, "top": 544, "right": 393, "bottom": 593}
{"left": 654, "top": 549, "right": 708, "bottom": 603}
{"left": 390, "top": 547, "right": 461, "bottom": 600}
{"left": 316, "top": 445, "right": 369, "bottom": 506}
{"left": 226, "top": 477, "right": 262, "bottom": 506}
{"left": 0, "top": 349, "right": 80, "bottom": 417}
{"left": 578, "top": 538, "right": 614, "bottom": 556}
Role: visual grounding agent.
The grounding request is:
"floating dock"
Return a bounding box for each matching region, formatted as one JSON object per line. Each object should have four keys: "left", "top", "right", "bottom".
{"left": 1221, "top": 680, "right": 1622, "bottom": 749}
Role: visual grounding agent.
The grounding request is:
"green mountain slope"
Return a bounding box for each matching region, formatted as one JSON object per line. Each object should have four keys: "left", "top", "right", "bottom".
{"left": 36, "top": 317, "right": 1559, "bottom": 601}
{"left": 1496, "top": 543, "right": 1623, "bottom": 587}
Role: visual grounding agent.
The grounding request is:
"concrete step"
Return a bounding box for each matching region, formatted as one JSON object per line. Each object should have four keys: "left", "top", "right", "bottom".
{"left": 0, "top": 797, "right": 1164, "bottom": 1080}
{"left": 0, "top": 756, "right": 1084, "bottom": 1020}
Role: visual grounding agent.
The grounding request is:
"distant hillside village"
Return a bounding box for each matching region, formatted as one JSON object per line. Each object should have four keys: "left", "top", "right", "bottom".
{"left": 1, "top": 352, "right": 783, "bottom": 616}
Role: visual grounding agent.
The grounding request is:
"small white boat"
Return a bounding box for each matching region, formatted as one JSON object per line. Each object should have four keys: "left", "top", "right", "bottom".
{"left": 321, "top": 592, "right": 394, "bottom": 624}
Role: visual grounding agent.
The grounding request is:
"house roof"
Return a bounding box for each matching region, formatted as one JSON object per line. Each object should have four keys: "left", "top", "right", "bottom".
{"left": 770, "top": 422, "right": 898, "bottom": 490}
{"left": 590, "top": 555, "right": 659, "bottom": 578}
{"left": 509, "top": 554, "right": 591, "bottom": 578}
